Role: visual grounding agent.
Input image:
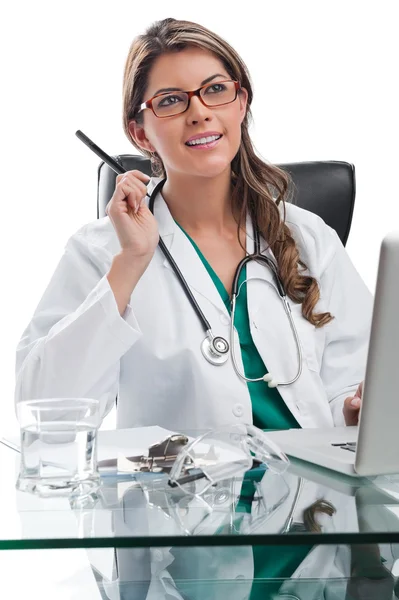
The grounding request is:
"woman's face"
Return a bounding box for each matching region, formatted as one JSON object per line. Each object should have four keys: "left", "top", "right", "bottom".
{"left": 129, "top": 47, "right": 248, "bottom": 180}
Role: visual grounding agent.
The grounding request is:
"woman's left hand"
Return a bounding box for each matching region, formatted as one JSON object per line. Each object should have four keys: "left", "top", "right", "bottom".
{"left": 343, "top": 381, "right": 363, "bottom": 426}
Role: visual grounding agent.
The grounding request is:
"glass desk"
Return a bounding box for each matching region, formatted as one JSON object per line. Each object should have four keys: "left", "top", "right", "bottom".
{"left": 2, "top": 430, "right": 399, "bottom": 599}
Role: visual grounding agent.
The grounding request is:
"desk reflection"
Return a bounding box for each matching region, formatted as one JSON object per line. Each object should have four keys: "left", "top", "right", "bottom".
{"left": 100, "top": 467, "right": 397, "bottom": 600}
{"left": 8, "top": 438, "right": 399, "bottom": 600}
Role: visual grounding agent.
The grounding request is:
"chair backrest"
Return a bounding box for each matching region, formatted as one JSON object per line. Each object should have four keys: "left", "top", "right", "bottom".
{"left": 97, "top": 157, "right": 355, "bottom": 246}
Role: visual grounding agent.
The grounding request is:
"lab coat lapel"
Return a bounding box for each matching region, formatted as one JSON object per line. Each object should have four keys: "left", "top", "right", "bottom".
{"left": 151, "top": 185, "right": 229, "bottom": 317}
{"left": 245, "top": 214, "right": 322, "bottom": 425}
{"left": 152, "top": 190, "right": 280, "bottom": 319}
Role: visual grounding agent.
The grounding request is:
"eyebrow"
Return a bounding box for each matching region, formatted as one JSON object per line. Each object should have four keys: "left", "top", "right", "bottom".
{"left": 152, "top": 73, "right": 228, "bottom": 97}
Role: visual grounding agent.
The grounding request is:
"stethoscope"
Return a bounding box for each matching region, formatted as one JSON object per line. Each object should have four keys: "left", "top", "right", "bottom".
{"left": 148, "top": 178, "right": 303, "bottom": 388}
{"left": 74, "top": 130, "right": 303, "bottom": 388}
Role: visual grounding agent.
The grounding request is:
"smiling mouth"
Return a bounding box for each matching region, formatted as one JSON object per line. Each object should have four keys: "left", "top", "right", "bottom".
{"left": 185, "top": 134, "right": 223, "bottom": 148}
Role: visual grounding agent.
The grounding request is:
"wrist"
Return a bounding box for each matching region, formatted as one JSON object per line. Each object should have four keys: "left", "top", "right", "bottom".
{"left": 117, "top": 250, "right": 153, "bottom": 271}
{"left": 107, "top": 252, "right": 153, "bottom": 315}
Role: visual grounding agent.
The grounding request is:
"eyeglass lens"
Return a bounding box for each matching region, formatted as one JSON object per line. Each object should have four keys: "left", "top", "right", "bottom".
{"left": 153, "top": 81, "right": 237, "bottom": 117}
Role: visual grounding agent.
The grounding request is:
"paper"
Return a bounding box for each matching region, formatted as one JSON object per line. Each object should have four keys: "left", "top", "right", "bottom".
{"left": 98, "top": 425, "right": 177, "bottom": 467}
{"left": 1, "top": 425, "right": 178, "bottom": 473}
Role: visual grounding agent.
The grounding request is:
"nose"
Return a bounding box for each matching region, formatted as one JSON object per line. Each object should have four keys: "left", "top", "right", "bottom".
{"left": 185, "top": 94, "right": 212, "bottom": 124}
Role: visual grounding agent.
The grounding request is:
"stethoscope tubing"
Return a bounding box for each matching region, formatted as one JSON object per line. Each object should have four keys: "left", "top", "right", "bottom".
{"left": 149, "top": 179, "right": 212, "bottom": 333}
{"left": 230, "top": 278, "right": 303, "bottom": 386}
{"left": 148, "top": 178, "right": 303, "bottom": 386}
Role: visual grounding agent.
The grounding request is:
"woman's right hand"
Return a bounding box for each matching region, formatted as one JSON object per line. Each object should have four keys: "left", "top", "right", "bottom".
{"left": 106, "top": 170, "right": 159, "bottom": 259}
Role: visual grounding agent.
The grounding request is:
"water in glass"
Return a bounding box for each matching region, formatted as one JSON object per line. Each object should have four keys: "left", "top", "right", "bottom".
{"left": 16, "top": 398, "right": 101, "bottom": 498}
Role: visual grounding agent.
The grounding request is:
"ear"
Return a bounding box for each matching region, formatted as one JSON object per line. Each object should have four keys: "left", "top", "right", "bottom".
{"left": 238, "top": 87, "right": 248, "bottom": 123}
{"left": 128, "top": 120, "right": 156, "bottom": 153}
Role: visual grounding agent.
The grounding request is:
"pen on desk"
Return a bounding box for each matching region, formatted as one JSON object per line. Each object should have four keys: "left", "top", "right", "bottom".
{"left": 99, "top": 470, "right": 138, "bottom": 480}
{"left": 168, "top": 468, "right": 207, "bottom": 488}
{"left": 99, "top": 470, "right": 167, "bottom": 483}
{"left": 0, "top": 438, "right": 20, "bottom": 453}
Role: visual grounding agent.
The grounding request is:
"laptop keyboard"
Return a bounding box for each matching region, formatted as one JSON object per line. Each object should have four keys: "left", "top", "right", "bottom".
{"left": 331, "top": 441, "right": 357, "bottom": 453}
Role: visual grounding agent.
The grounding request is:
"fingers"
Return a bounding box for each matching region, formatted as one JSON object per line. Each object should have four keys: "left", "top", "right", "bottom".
{"left": 117, "top": 173, "right": 148, "bottom": 201}
{"left": 344, "top": 395, "right": 360, "bottom": 412}
{"left": 343, "top": 397, "right": 360, "bottom": 426}
{"left": 350, "top": 381, "right": 363, "bottom": 409}
{"left": 350, "top": 395, "right": 361, "bottom": 409}
{"left": 123, "top": 179, "right": 147, "bottom": 213}
{"left": 115, "top": 170, "right": 151, "bottom": 187}
{"left": 108, "top": 170, "right": 151, "bottom": 216}
{"left": 343, "top": 384, "right": 363, "bottom": 426}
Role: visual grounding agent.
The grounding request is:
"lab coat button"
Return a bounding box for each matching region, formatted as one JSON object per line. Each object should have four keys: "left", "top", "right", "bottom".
{"left": 220, "top": 313, "right": 230, "bottom": 325}
{"left": 232, "top": 403, "right": 244, "bottom": 417}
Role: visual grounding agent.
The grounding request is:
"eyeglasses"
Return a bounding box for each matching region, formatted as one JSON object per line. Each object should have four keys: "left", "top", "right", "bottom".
{"left": 168, "top": 423, "right": 289, "bottom": 497}
{"left": 137, "top": 79, "right": 241, "bottom": 118}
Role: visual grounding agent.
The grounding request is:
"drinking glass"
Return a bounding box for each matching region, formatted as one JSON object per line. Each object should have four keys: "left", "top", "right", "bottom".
{"left": 16, "top": 397, "right": 101, "bottom": 498}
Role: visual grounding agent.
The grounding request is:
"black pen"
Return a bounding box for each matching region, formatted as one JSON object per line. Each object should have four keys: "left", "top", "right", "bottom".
{"left": 75, "top": 130, "right": 127, "bottom": 176}
{"left": 168, "top": 468, "right": 207, "bottom": 488}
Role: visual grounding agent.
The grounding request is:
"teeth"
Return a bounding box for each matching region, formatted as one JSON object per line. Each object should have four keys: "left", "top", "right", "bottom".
{"left": 187, "top": 134, "right": 221, "bottom": 146}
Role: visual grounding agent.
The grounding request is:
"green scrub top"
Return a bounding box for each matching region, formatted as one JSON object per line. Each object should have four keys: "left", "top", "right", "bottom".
{"left": 175, "top": 221, "right": 300, "bottom": 430}
{"left": 175, "top": 223, "right": 312, "bottom": 599}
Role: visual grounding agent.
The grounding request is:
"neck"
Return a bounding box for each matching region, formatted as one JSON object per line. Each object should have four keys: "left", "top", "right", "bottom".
{"left": 161, "top": 169, "right": 237, "bottom": 236}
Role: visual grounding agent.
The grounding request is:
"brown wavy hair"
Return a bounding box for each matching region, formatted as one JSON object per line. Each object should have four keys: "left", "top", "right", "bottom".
{"left": 122, "top": 18, "right": 333, "bottom": 327}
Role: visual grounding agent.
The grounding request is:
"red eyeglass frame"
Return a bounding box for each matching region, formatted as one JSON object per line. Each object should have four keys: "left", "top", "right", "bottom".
{"left": 137, "top": 79, "right": 241, "bottom": 118}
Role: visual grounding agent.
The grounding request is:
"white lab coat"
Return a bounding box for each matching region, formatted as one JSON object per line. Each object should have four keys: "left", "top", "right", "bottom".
{"left": 15, "top": 176, "right": 373, "bottom": 430}
{"left": 13, "top": 185, "right": 383, "bottom": 597}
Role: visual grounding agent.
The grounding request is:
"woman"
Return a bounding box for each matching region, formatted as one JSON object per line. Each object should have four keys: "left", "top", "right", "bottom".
{"left": 14, "top": 17, "right": 378, "bottom": 599}
{"left": 15, "top": 18, "right": 371, "bottom": 432}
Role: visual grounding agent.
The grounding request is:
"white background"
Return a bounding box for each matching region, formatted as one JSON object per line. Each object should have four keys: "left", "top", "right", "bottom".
{"left": 1, "top": 0, "right": 398, "bottom": 439}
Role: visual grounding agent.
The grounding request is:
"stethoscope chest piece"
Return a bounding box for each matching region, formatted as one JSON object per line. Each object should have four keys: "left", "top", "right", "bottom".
{"left": 201, "top": 335, "right": 230, "bottom": 366}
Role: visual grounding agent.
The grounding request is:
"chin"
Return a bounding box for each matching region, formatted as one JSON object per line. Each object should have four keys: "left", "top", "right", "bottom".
{"left": 191, "top": 157, "right": 233, "bottom": 179}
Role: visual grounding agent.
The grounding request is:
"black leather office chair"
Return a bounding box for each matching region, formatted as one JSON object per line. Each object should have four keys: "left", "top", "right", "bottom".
{"left": 97, "top": 157, "right": 355, "bottom": 246}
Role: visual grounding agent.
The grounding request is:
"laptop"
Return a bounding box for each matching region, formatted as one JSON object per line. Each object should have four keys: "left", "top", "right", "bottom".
{"left": 267, "top": 231, "right": 399, "bottom": 477}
